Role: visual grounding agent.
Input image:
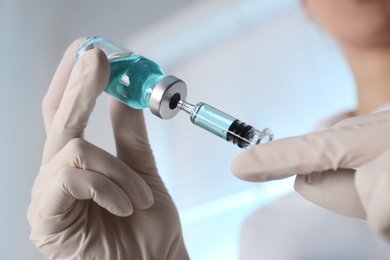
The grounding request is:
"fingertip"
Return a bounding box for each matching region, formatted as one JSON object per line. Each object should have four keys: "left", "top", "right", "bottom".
{"left": 112, "top": 187, "right": 153, "bottom": 215}
{"left": 68, "top": 37, "right": 88, "bottom": 55}
{"left": 77, "top": 48, "right": 110, "bottom": 93}
{"left": 230, "top": 153, "right": 246, "bottom": 179}
{"left": 231, "top": 149, "right": 264, "bottom": 182}
{"left": 56, "top": 37, "right": 88, "bottom": 70}
{"left": 55, "top": 37, "right": 87, "bottom": 68}
{"left": 101, "top": 187, "right": 134, "bottom": 217}
{"left": 114, "top": 204, "right": 134, "bottom": 217}
{"left": 140, "top": 190, "right": 155, "bottom": 210}
{"left": 130, "top": 181, "right": 155, "bottom": 210}
{"left": 80, "top": 47, "right": 108, "bottom": 66}
{"left": 231, "top": 145, "right": 296, "bottom": 182}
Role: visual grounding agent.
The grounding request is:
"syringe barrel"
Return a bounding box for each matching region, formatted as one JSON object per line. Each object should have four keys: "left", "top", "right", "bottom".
{"left": 185, "top": 102, "right": 273, "bottom": 149}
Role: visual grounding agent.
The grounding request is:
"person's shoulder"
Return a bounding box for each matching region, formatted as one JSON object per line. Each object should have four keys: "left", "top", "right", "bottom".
{"left": 374, "top": 103, "right": 390, "bottom": 113}
{"left": 314, "top": 110, "right": 355, "bottom": 131}
{"left": 314, "top": 101, "right": 390, "bottom": 131}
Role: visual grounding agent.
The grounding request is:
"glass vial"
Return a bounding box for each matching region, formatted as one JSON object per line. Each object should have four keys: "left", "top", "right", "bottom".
{"left": 75, "top": 36, "right": 187, "bottom": 119}
{"left": 177, "top": 100, "right": 274, "bottom": 149}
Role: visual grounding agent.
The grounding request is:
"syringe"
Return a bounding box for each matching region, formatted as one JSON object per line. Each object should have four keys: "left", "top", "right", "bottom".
{"left": 76, "top": 37, "right": 273, "bottom": 149}
{"left": 175, "top": 99, "right": 274, "bottom": 149}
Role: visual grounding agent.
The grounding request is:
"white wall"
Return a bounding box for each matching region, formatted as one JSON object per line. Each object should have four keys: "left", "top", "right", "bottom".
{"left": 0, "top": 1, "right": 197, "bottom": 259}
{"left": 0, "top": 0, "right": 356, "bottom": 259}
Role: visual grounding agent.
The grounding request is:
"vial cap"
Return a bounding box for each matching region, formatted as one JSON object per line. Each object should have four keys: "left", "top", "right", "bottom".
{"left": 149, "top": 75, "right": 187, "bottom": 119}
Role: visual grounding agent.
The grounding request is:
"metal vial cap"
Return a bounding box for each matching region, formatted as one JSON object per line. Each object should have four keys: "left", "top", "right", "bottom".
{"left": 149, "top": 75, "right": 187, "bottom": 119}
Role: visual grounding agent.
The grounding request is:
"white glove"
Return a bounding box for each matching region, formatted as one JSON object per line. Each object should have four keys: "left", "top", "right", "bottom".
{"left": 231, "top": 110, "right": 390, "bottom": 243}
{"left": 28, "top": 38, "right": 189, "bottom": 259}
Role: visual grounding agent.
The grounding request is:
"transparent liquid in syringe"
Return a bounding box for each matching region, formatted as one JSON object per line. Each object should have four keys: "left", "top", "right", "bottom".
{"left": 179, "top": 101, "right": 274, "bottom": 149}
{"left": 191, "top": 102, "right": 236, "bottom": 139}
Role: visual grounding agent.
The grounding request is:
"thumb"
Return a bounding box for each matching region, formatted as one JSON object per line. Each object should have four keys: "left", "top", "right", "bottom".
{"left": 294, "top": 169, "right": 365, "bottom": 218}
{"left": 355, "top": 149, "right": 390, "bottom": 243}
{"left": 109, "top": 98, "right": 157, "bottom": 175}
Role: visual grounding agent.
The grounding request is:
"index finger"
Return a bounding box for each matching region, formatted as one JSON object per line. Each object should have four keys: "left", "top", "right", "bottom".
{"left": 230, "top": 121, "right": 382, "bottom": 182}
{"left": 42, "top": 38, "right": 86, "bottom": 133}
{"left": 231, "top": 133, "right": 332, "bottom": 182}
{"left": 42, "top": 48, "right": 109, "bottom": 164}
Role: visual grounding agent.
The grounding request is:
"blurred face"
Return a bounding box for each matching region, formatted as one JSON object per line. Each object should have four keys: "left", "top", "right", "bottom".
{"left": 303, "top": 0, "right": 390, "bottom": 49}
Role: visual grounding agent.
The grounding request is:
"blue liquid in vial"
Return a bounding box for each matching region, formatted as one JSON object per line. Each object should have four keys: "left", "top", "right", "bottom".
{"left": 107, "top": 54, "right": 164, "bottom": 109}
{"left": 76, "top": 36, "right": 164, "bottom": 109}
{"left": 191, "top": 102, "right": 236, "bottom": 139}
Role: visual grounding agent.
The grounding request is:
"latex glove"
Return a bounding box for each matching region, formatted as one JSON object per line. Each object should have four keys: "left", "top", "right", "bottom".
{"left": 28, "top": 38, "right": 189, "bottom": 259}
{"left": 231, "top": 110, "right": 390, "bottom": 243}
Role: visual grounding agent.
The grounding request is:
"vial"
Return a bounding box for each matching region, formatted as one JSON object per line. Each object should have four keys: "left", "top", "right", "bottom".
{"left": 75, "top": 36, "right": 187, "bottom": 119}
{"left": 177, "top": 100, "right": 274, "bottom": 149}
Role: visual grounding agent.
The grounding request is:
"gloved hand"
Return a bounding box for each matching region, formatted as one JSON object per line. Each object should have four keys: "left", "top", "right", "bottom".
{"left": 28, "top": 38, "right": 189, "bottom": 260}
{"left": 231, "top": 110, "right": 390, "bottom": 243}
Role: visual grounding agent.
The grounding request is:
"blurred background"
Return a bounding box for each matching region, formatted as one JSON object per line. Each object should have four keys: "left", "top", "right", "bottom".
{"left": 0, "top": 0, "right": 356, "bottom": 259}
